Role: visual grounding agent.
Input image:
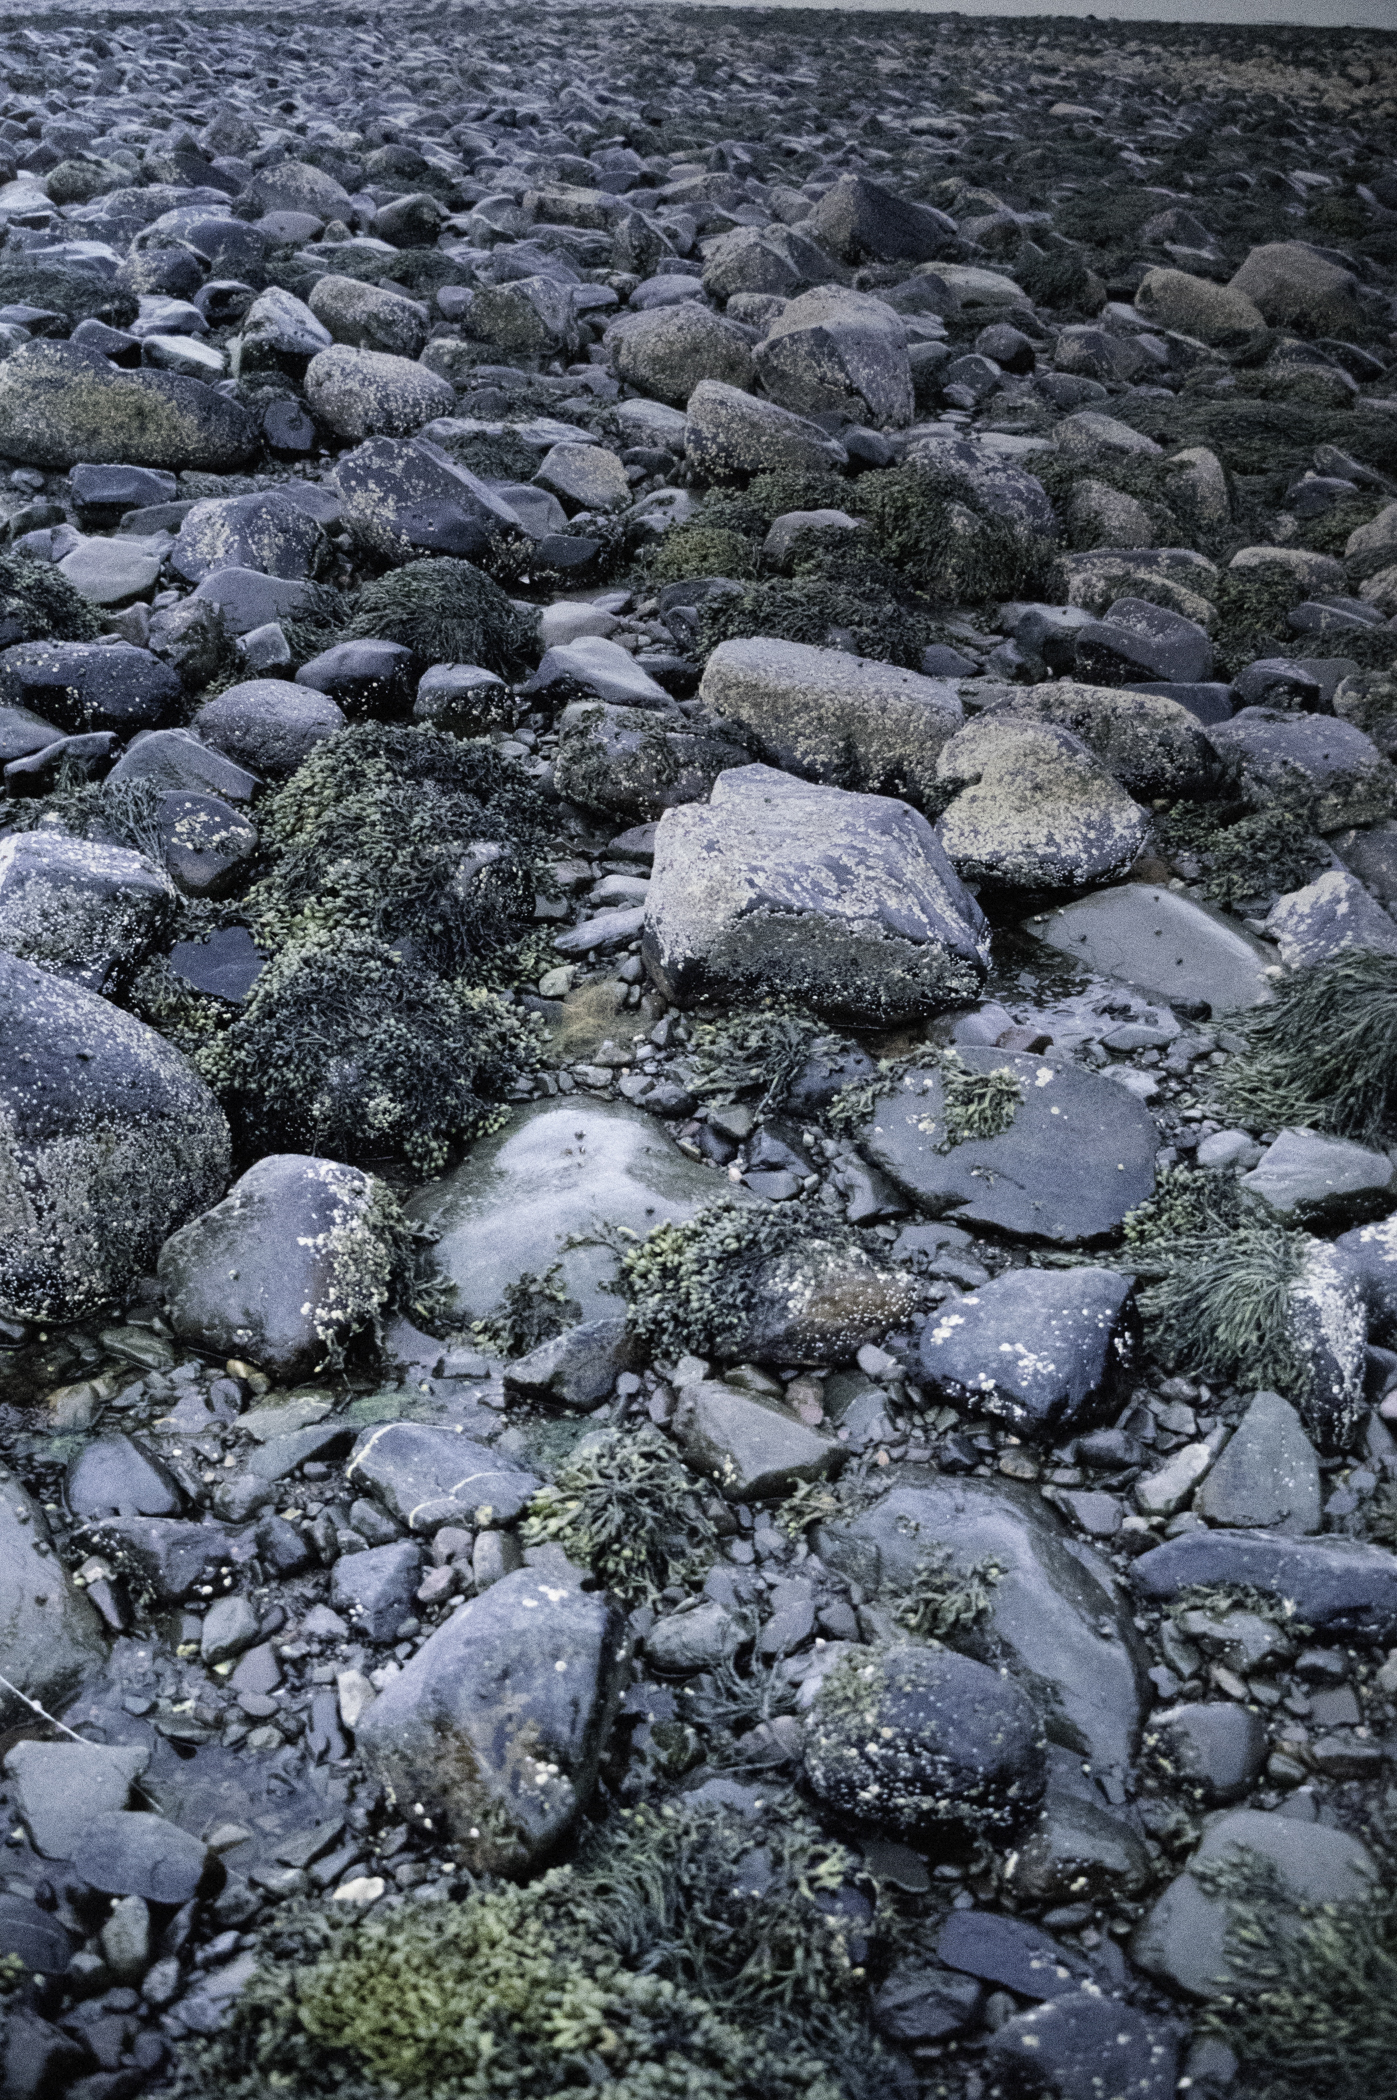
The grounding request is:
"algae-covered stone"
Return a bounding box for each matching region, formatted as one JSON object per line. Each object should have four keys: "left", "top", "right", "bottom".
{"left": 0, "top": 951, "right": 230, "bottom": 1323}
{"left": 553, "top": 700, "right": 748, "bottom": 822}
{"left": 755, "top": 285, "right": 914, "bottom": 428}
{"left": 698, "top": 637, "right": 962, "bottom": 806}
{"left": 0, "top": 339, "right": 256, "bottom": 471}
{"left": 1133, "top": 267, "right": 1265, "bottom": 346}
{"left": 819, "top": 1480, "right": 1150, "bottom": 1786}
{"left": 158, "top": 1154, "right": 409, "bottom": 1381}
{"left": 854, "top": 1049, "right": 1156, "bottom": 1244}
{"left": 935, "top": 717, "right": 1148, "bottom": 892}
{"left": 307, "top": 274, "right": 431, "bottom": 359}
{"left": 804, "top": 1644, "right": 1046, "bottom": 1843}
{"left": 643, "top": 764, "right": 989, "bottom": 1024}
{"left": 1209, "top": 709, "right": 1395, "bottom": 831}
{"left": 332, "top": 437, "right": 524, "bottom": 563}
{"left": 606, "top": 305, "right": 757, "bottom": 405}
{"left": 355, "top": 1567, "right": 629, "bottom": 1874}
{"left": 1228, "top": 241, "right": 1362, "bottom": 338}
{"left": 0, "top": 833, "right": 173, "bottom": 994}
{"left": 684, "top": 380, "right": 849, "bottom": 481}
{"left": 407, "top": 1097, "right": 727, "bottom": 1326}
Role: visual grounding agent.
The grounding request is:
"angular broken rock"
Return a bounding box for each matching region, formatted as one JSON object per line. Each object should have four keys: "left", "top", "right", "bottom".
{"left": 345, "top": 1421, "right": 541, "bottom": 1533}
{"left": 355, "top": 1566, "right": 629, "bottom": 1873}
{"left": 919, "top": 1268, "right": 1136, "bottom": 1430}
{"left": 674, "top": 1380, "right": 840, "bottom": 1499}
{"left": 643, "top": 764, "right": 989, "bottom": 1024}
{"left": 935, "top": 716, "right": 1149, "bottom": 891}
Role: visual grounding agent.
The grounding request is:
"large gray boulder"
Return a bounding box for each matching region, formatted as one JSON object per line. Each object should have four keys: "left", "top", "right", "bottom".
{"left": 605, "top": 305, "right": 757, "bottom": 405}
{"left": 642, "top": 764, "right": 989, "bottom": 1024}
{"left": 0, "top": 1480, "right": 106, "bottom": 1732}
{"left": 1209, "top": 708, "right": 1394, "bottom": 831}
{"left": 935, "top": 717, "right": 1149, "bottom": 891}
{"left": 854, "top": 1049, "right": 1156, "bottom": 1243}
{"left": 698, "top": 638, "right": 961, "bottom": 805}
{"left": 158, "top": 1155, "right": 408, "bottom": 1382}
{"left": 1033, "top": 883, "right": 1275, "bottom": 1015}
{"left": 755, "top": 286, "right": 914, "bottom": 427}
{"left": 0, "top": 953, "right": 230, "bottom": 1322}
{"left": 1229, "top": 241, "right": 1363, "bottom": 337}
{"left": 407, "top": 1096, "right": 730, "bottom": 1326}
{"left": 304, "top": 344, "right": 456, "bottom": 442}
{"left": 0, "top": 339, "right": 257, "bottom": 471}
{"left": 700, "top": 223, "right": 835, "bottom": 302}
{"left": 0, "top": 833, "right": 173, "bottom": 994}
{"left": 818, "top": 1479, "right": 1151, "bottom": 1789}
{"left": 684, "top": 380, "right": 849, "bottom": 480}
{"left": 332, "top": 437, "right": 524, "bottom": 564}
{"left": 356, "top": 1567, "right": 629, "bottom": 1874}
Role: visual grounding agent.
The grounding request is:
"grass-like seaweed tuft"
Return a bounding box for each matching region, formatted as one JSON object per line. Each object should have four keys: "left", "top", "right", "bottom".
{"left": 1221, "top": 951, "right": 1397, "bottom": 1143}
{"left": 343, "top": 557, "right": 540, "bottom": 677}
{"left": 0, "top": 550, "right": 103, "bottom": 648}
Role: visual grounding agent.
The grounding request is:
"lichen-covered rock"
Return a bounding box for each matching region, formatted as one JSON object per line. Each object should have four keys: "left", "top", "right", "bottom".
{"left": 1133, "top": 267, "right": 1265, "bottom": 345}
{"left": 920, "top": 1268, "right": 1136, "bottom": 1429}
{"left": 698, "top": 638, "right": 962, "bottom": 805}
{"left": 981, "top": 681, "right": 1222, "bottom": 802}
{"left": 0, "top": 338, "right": 257, "bottom": 471}
{"left": 0, "top": 640, "right": 182, "bottom": 736}
{"left": 332, "top": 437, "right": 524, "bottom": 564}
{"left": 0, "top": 951, "right": 230, "bottom": 1322}
{"left": 171, "top": 489, "right": 329, "bottom": 585}
{"left": 643, "top": 764, "right": 989, "bottom": 1024}
{"left": 0, "top": 833, "right": 174, "bottom": 994}
{"left": 1228, "top": 241, "right": 1363, "bottom": 337}
{"left": 935, "top": 716, "right": 1149, "bottom": 891}
{"left": 553, "top": 700, "right": 748, "bottom": 821}
{"left": 304, "top": 344, "right": 456, "bottom": 441}
{"left": 307, "top": 274, "right": 431, "bottom": 359}
{"left": 605, "top": 305, "right": 757, "bottom": 405}
{"left": 803, "top": 1644, "right": 1047, "bottom": 1842}
{"left": 684, "top": 380, "right": 849, "bottom": 480}
{"left": 807, "top": 173, "right": 957, "bottom": 265}
{"left": 355, "top": 1566, "right": 629, "bottom": 1874}
{"left": 158, "top": 1154, "right": 411, "bottom": 1381}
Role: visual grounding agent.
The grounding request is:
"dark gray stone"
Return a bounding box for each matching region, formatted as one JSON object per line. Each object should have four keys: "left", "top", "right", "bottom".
{"left": 1336, "top": 1214, "right": 1397, "bottom": 1347}
{"left": 189, "top": 566, "right": 321, "bottom": 638}
{"left": 2, "top": 1739, "right": 148, "bottom": 1861}
{"left": 0, "top": 832, "right": 173, "bottom": 993}
{"left": 1242, "top": 1127, "right": 1394, "bottom": 1227}
{"left": 1074, "top": 598, "right": 1214, "bottom": 685}
{"left": 171, "top": 489, "right": 328, "bottom": 587}
{"left": 936, "top": 1911, "right": 1088, "bottom": 1999}
{"left": 158, "top": 791, "right": 258, "bottom": 901}
{"left": 987, "top": 1992, "right": 1182, "bottom": 2100}
{"left": 871, "top": 1965, "right": 985, "bottom": 2042}
{"left": 330, "top": 1540, "right": 423, "bottom": 1642}
{"left": 1148, "top": 1701, "right": 1267, "bottom": 1804}
{"left": 167, "top": 925, "right": 264, "bottom": 1002}
{"left": 70, "top": 463, "right": 178, "bottom": 515}
{"left": 356, "top": 1565, "right": 629, "bottom": 1873}
{"left": 856, "top": 1050, "right": 1156, "bottom": 1245}
{"left": 502, "top": 1318, "right": 638, "bottom": 1409}
{"left": 82, "top": 1517, "right": 246, "bottom": 1600}
{"left": 70, "top": 1812, "right": 220, "bottom": 1906}
{"left": 159, "top": 1154, "right": 408, "bottom": 1383}
{"left": 1132, "top": 1527, "right": 1397, "bottom": 1641}
{"left": 819, "top": 1480, "right": 1150, "bottom": 1786}
{"left": 674, "top": 1379, "right": 840, "bottom": 1498}
{"left": 0, "top": 640, "right": 181, "bottom": 735}
{"left": 66, "top": 1434, "right": 183, "bottom": 1520}
{"left": 108, "top": 727, "right": 259, "bottom": 805}
{"left": 807, "top": 173, "right": 958, "bottom": 265}
{"left": 295, "top": 640, "right": 414, "bottom": 713}
{"left": 1010, "top": 1781, "right": 1152, "bottom": 1903}
{"left": 919, "top": 1268, "right": 1136, "bottom": 1430}
{"left": 1209, "top": 708, "right": 1394, "bottom": 830}
{"left": 0, "top": 1893, "right": 72, "bottom": 1975}
{"left": 553, "top": 700, "right": 747, "bottom": 823}
{"left": 344, "top": 1420, "right": 540, "bottom": 1533}
{"left": 803, "top": 1643, "right": 1047, "bottom": 1842}
{"left": 0, "top": 953, "right": 230, "bottom": 1323}
{"left": 0, "top": 703, "right": 64, "bottom": 767}
{"left": 332, "top": 436, "right": 522, "bottom": 564}
{"left": 191, "top": 678, "right": 345, "bottom": 779}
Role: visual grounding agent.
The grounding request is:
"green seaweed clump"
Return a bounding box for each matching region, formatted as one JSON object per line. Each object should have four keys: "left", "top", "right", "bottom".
{"left": 695, "top": 575, "right": 930, "bottom": 670}
{"left": 846, "top": 462, "right": 1062, "bottom": 605}
{"left": 1154, "top": 802, "right": 1329, "bottom": 906}
{"left": 1136, "top": 1211, "right": 1305, "bottom": 1396}
{"left": 890, "top": 1530, "right": 1001, "bottom": 1642}
{"left": 174, "top": 1806, "right": 881, "bottom": 2100}
{"left": 520, "top": 1424, "right": 718, "bottom": 1604}
{"left": 649, "top": 524, "right": 758, "bottom": 585}
{"left": 682, "top": 1006, "right": 830, "bottom": 1115}
{"left": 470, "top": 1263, "right": 577, "bottom": 1358}
{"left": 0, "top": 550, "right": 104, "bottom": 648}
{"left": 1196, "top": 1844, "right": 1397, "bottom": 2100}
{"left": 826, "top": 1051, "right": 1022, "bottom": 1150}
{"left": 0, "top": 771, "right": 167, "bottom": 861}
{"left": 247, "top": 722, "right": 549, "bottom": 974}
{"left": 1014, "top": 247, "right": 1105, "bottom": 315}
{"left": 197, "top": 934, "right": 539, "bottom": 1174}
{"left": 621, "top": 1197, "right": 839, "bottom": 1362}
{"left": 344, "top": 557, "right": 540, "bottom": 677}
{"left": 1221, "top": 950, "right": 1397, "bottom": 1144}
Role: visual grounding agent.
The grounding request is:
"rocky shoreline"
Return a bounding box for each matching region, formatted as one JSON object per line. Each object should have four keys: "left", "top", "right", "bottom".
{"left": 1, "top": 9, "right": 1397, "bottom": 2100}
